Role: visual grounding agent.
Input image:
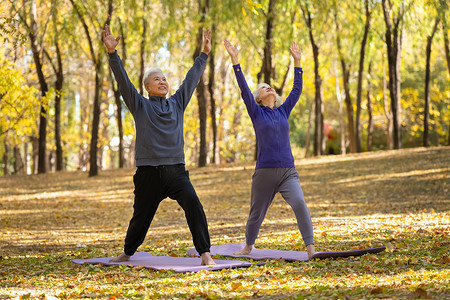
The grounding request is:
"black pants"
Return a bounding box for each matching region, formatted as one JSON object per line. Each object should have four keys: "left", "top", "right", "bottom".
{"left": 124, "top": 164, "right": 211, "bottom": 256}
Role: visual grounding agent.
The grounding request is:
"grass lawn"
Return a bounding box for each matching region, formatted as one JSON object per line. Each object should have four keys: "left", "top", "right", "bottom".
{"left": 0, "top": 147, "right": 449, "bottom": 299}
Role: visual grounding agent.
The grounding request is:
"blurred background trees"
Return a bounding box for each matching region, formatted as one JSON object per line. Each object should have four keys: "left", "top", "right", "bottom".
{"left": 1, "top": 0, "right": 448, "bottom": 176}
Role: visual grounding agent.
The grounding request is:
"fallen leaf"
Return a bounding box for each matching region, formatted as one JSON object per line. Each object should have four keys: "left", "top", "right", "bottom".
{"left": 370, "top": 287, "right": 384, "bottom": 294}
{"left": 231, "top": 282, "right": 243, "bottom": 291}
{"left": 410, "top": 287, "right": 430, "bottom": 299}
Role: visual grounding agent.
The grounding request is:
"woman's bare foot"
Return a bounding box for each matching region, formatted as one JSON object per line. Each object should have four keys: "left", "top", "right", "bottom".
{"left": 200, "top": 252, "right": 216, "bottom": 265}
{"left": 233, "top": 244, "right": 253, "bottom": 255}
{"left": 306, "top": 244, "right": 316, "bottom": 259}
{"left": 109, "top": 253, "right": 131, "bottom": 262}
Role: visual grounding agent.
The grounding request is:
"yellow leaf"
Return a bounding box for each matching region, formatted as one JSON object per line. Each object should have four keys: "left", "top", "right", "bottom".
{"left": 231, "top": 282, "right": 243, "bottom": 291}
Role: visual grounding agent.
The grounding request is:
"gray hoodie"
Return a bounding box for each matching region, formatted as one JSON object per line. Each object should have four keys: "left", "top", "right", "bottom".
{"left": 108, "top": 51, "right": 208, "bottom": 166}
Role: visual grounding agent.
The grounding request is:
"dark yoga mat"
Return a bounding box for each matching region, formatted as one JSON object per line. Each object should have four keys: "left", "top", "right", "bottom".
{"left": 72, "top": 252, "right": 263, "bottom": 273}
{"left": 187, "top": 243, "right": 386, "bottom": 261}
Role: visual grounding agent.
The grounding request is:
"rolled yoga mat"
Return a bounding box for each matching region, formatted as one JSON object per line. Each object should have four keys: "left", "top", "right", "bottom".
{"left": 187, "top": 243, "right": 386, "bottom": 261}
{"left": 72, "top": 251, "right": 264, "bottom": 273}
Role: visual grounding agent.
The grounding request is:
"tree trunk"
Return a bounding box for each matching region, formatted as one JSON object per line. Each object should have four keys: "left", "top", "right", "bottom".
{"left": 70, "top": 0, "right": 113, "bottom": 176}
{"left": 111, "top": 75, "right": 125, "bottom": 168}
{"left": 334, "top": 11, "right": 356, "bottom": 153}
{"left": 23, "top": 0, "right": 49, "bottom": 174}
{"left": 208, "top": 22, "right": 218, "bottom": 164}
{"left": 110, "top": 19, "right": 126, "bottom": 168}
{"left": 334, "top": 61, "right": 346, "bottom": 155}
{"left": 54, "top": 39, "right": 64, "bottom": 171}
{"left": 301, "top": 2, "right": 323, "bottom": 156}
{"left": 383, "top": 63, "right": 393, "bottom": 149}
{"left": 24, "top": 140, "right": 29, "bottom": 174}
{"left": 356, "top": 0, "right": 371, "bottom": 152}
{"left": 13, "top": 145, "right": 25, "bottom": 174}
{"left": 257, "top": 0, "right": 276, "bottom": 86}
{"left": 89, "top": 69, "right": 102, "bottom": 176}
{"left": 254, "top": 0, "right": 276, "bottom": 160}
{"left": 217, "top": 63, "right": 229, "bottom": 163}
{"left": 367, "top": 61, "right": 373, "bottom": 151}
{"left": 3, "top": 136, "right": 8, "bottom": 175}
{"left": 304, "top": 99, "right": 315, "bottom": 158}
{"left": 193, "top": 0, "right": 209, "bottom": 167}
{"left": 138, "top": 0, "right": 147, "bottom": 95}
{"left": 424, "top": 17, "right": 440, "bottom": 147}
{"left": 31, "top": 136, "right": 39, "bottom": 174}
{"left": 441, "top": 1, "right": 450, "bottom": 76}
{"left": 382, "top": 0, "right": 404, "bottom": 149}
{"left": 341, "top": 59, "right": 356, "bottom": 153}
{"left": 439, "top": 1, "right": 449, "bottom": 145}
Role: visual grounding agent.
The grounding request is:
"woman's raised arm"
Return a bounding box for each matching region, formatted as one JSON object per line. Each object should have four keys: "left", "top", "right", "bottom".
{"left": 224, "top": 40, "right": 240, "bottom": 65}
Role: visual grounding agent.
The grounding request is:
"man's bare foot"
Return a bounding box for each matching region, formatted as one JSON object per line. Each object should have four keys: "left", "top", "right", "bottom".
{"left": 200, "top": 252, "right": 216, "bottom": 265}
{"left": 233, "top": 244, "right": 253, "bottom": 255}
{"left": 109, "top": 253, "right": 131, "bottom": 262}
{"left": 306, "top": 244, "right": 316, "bottom": 259}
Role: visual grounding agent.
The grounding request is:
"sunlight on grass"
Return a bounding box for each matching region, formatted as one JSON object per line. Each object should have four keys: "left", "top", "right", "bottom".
{"left": 0, "top": 147, "right": 448, "bottom": 299}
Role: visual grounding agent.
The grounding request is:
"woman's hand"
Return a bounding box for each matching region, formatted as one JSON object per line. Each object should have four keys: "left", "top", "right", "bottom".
{"left": 103, "top": 25, "right": 122, "bottom": 53}
{"left": 202, "top": 29, "right": 211, "bottom": 55}
{"left": 224, "top": 39, "right": 239, "bottom": 65}
{"left": 289, "top": 42, "right": 302, "bottom": 68}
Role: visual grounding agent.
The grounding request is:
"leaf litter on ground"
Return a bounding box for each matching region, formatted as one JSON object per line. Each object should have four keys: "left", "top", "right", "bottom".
{"left": 0, "top": 147, "right": 449, "bottom": 299}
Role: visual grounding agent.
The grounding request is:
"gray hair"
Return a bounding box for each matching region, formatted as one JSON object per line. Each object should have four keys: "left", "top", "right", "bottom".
{"left": 252, "top": 83, "right": 283, "bottom": 108}
{"left": 143, "top": 67, "right": 164, "bottom": 86}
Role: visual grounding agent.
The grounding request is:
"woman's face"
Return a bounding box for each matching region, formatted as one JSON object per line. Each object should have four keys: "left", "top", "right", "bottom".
{"left": 257, "top": 84, "right": 276, "bottom": 108}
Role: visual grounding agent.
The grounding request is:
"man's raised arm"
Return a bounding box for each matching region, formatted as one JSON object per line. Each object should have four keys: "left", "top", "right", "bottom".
{"left": 173, "top": 29, "right": 211, "bottom": 110}
{"left": 103, "top": 25, "right": 140, "bottom": 115}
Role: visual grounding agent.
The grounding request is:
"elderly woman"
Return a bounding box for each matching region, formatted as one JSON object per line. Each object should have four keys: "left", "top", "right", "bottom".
{"left": 224, "top": 40, "right": 316, "bottom": 258}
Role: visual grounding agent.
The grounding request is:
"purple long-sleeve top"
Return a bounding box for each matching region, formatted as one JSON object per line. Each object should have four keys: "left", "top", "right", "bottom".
{"left": 233, "top": 64, "right": 303, "bottom": 169}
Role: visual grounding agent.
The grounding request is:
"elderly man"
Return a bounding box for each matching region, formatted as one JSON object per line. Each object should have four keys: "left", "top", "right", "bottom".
{"left": 103, "top": 25, "right": 215, "bottom": 265}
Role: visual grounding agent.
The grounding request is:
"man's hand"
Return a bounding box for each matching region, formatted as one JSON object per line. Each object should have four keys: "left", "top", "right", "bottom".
{"left": 202, "top": 29, "right": 211, "bottom": 55}
{"left": 289, "top": 41, "right": 302, "bottom": 68}
{"left": 224, "top": 39, "right": 239, "bottom": 65}
{"left": 103, "top": 24, "right": 122, "bottom": 53}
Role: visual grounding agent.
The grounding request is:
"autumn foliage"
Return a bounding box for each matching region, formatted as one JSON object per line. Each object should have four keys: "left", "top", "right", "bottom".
{"left": 0, "top": 147, "right": 448, "bottom": 299}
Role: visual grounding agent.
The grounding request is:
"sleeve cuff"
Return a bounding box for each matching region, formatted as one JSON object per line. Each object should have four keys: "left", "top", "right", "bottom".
{"left": 294, "top": 67, "right": 303, "bottom": 73}
{"left": 233, "top": 64, "right": 242, "bottom": 72}
{"left": 108, "top": 50, "right": 118, "bottom": 59}
{"left": 199, "top": 52, "right": 209, "bottom": 60}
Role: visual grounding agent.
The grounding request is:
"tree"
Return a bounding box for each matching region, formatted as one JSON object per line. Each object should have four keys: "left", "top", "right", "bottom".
{"left": 208, "top": 21, "right": 218, "bottom": 164}
{"left": 423, "top": 15, "right": 440, "bottom": 147}
{"left": 333, "top": 61, "right": 347, "bottom": 155}
{"left": 300, "top": 1, "right": 325, "bottom": 156}
{"left": 334, "top": 4, "right": 357, "bottom": 153}
{"left": 356, "top": 0, "right": 372, "bottom": 152}
{"left": 193, "top": 0, "right": 209, "bottom": 167}
{"left": 381, "top": 0, "right": 409, "bottom": 149}
{"left": 438, "top": 0, "right": 450, "bottom": 145}
{"left": 367, "top": 61, "right": 374, "bottom": 151}
{"left": 13, "top": 0, "right": 51, "bottom": 173}
{"left": 69, "top": 0, "right": 113, "bottom": 176}
{"left": 109, "top": 19, "right": 126, "bottom": 168}
{"left": 42, "top": 0, "right": 67, "bottom": 171}
{"left": 0, "top": 59, "right": 40, "bottom": 174}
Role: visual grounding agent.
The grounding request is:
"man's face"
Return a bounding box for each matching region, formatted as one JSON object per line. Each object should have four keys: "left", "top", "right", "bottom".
{"left": 145, "top": 72, "right": 169, "bottom": 97}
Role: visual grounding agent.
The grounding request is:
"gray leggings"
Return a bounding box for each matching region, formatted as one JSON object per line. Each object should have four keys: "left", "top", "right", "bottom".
{"left": 245, "top": 167, "right": 314, "bottom": 246}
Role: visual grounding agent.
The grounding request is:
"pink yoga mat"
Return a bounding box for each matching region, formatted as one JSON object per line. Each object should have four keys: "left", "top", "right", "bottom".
{"left": 72, "top": 252, "right": 263, "bottom": 273}
{"left": 187, "top": 243, "right": 386, "bottom": 261}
